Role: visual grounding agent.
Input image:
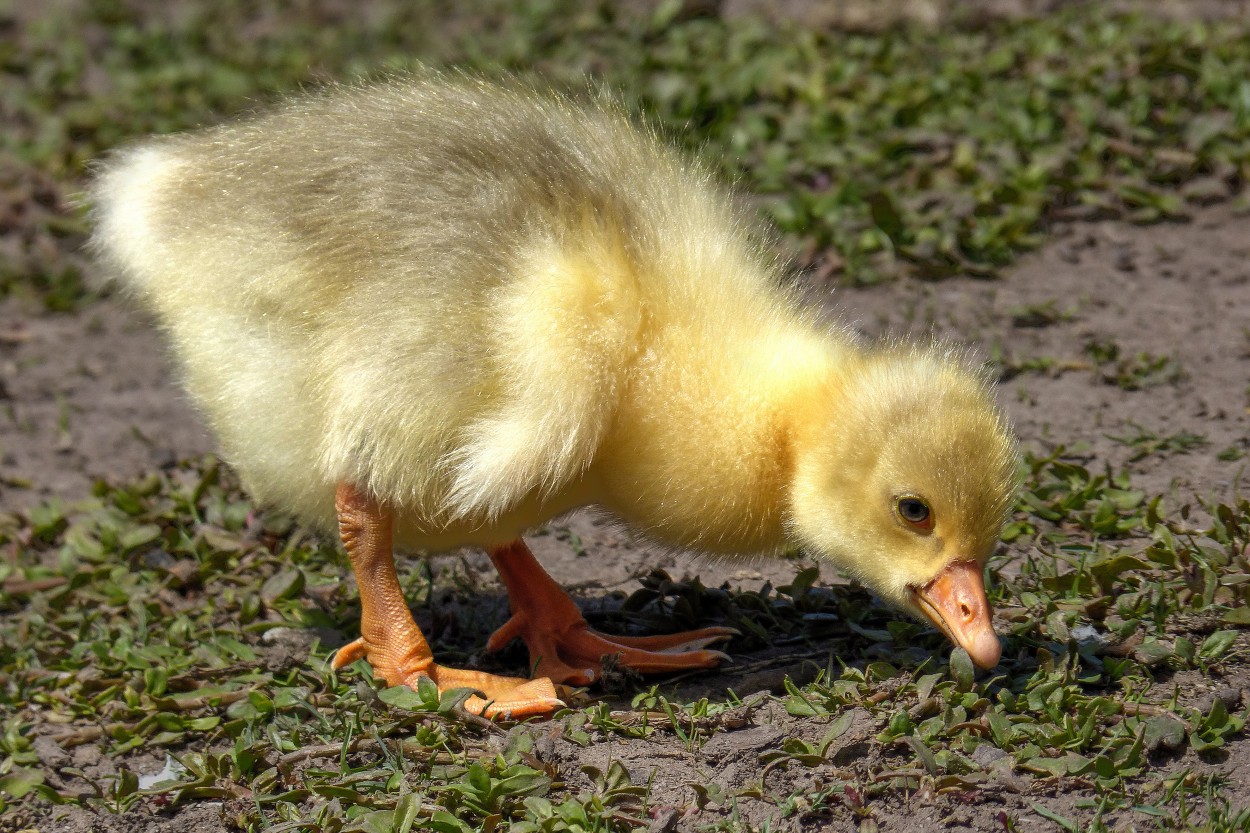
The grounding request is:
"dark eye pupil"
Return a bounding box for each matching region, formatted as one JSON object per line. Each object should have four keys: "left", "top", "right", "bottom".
{"left": 899, "top": 499, "right": 929, "bottom": 523}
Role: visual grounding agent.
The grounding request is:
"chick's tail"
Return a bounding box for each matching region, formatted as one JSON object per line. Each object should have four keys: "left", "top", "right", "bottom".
{"left": 87, "top": 143, "right": 182, "bottom": 297}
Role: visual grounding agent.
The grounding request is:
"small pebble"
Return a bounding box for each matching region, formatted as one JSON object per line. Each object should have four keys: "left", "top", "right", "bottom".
{"left": 972, "top": 743, "right": 1008, "bottom": 767}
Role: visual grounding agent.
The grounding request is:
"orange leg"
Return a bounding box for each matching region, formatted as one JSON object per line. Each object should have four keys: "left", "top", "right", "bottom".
{"left": 330, "top": 483, "right": 562, "bottom": 719}
{"left": 485, "top": 539, "right": 735, "bottom": 685}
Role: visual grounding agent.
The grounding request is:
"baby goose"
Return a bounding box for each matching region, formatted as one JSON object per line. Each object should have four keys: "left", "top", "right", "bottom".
{"left": 90, "top": 75, "right": 1018, "bottom": 718}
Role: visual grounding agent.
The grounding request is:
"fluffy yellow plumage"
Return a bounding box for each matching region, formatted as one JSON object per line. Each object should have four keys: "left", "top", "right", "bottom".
{"left": 90, "top": 75, "right": 1018, "bottom": 716}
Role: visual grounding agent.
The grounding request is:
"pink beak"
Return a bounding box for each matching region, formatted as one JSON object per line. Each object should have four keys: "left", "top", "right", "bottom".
{"left": 912, "top": 560, "right": 1001, "bottom": 669}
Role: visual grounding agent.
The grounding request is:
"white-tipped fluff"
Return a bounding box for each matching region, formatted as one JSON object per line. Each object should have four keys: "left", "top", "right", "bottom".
{"left": 90, "top": 74, "right": 1017, "bottom": 611}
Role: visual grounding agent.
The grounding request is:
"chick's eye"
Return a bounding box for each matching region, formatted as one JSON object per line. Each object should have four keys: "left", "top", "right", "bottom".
{"left": 897, "top": 497, "right": 932, "bottom": 529}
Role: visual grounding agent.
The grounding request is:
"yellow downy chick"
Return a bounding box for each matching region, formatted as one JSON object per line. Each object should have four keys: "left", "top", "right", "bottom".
{"left": 90, "top": 75, "right": 1018, "bottom": 718}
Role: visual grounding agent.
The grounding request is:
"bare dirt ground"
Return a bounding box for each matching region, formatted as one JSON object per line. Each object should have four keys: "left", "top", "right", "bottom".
{"left": 4, "top": 198, "right": 1248, "bottom": 831}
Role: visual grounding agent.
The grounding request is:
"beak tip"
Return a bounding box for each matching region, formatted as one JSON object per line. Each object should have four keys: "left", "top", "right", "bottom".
{"left": 967, "top": 631, "right": 1002, "bottom": 670}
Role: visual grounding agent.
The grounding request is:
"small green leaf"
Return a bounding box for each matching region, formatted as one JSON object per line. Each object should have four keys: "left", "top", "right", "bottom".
{"left": 212, "top": 636, "right": 257, "bottom": 662}
{"left": 120, "top": 524, "right": 162, "bottom": 553}
{"left": 1023, "top": 757, "right": 1069, "bottom": 777}
{"left": 914, "top": 673, "right": 943, "bottom": 701}
{"left": 260, "top": 568, "right": 305, "bottom": 604}
{"left": 416, "top": 675, "right": 441, "bottom": 708}
{"left": 0, "top": 767, "right": 45, "bottom": 799}
{"left": 903, "top": 735, "right": 939, "bottom": 775}
{"left": 949, "top": 648, "right": 975, "bottom": 691}
{"left": 1199, "top": 630, "right": 1238, "bottom": 660}
{"left": 467, "top": 762, "right": 491, "bottom": 794}
{"left": 427, "top": 810, "right": 475, "bottom": 833}
{"left": 1133, "top": 640, "right": 1173, "bottom": 667}
{"left": 378, "top": 685, "right": 427, "bottom": 711}
{"left": 986, "top": 711, "right": 1015, "bottom": 747}
{"left": 1089, "top": 554, "right": 1149, "bottom": 591}
{"left": 394, "top": 793, "right": 421, "bottom": 833}
{"left": 1201, "top": 697, "right": 1230, "bottom": 733}
{"left": 1220, "top": 602, "right": 1250, "bottom": 622}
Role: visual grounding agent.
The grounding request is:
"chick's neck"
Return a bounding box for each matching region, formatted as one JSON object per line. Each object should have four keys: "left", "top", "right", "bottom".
{"left": 591, "top": 321, "right": 840, "bottom": 558}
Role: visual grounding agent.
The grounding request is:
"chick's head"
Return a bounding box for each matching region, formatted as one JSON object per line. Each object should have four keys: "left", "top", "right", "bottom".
{"left": 789, "top": 346, "right": 1018, "bottom": 668}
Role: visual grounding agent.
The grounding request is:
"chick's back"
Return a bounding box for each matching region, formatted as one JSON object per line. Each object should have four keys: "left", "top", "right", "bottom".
{"left": 91, "top": 77, "right": 793, "bottom": 539}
